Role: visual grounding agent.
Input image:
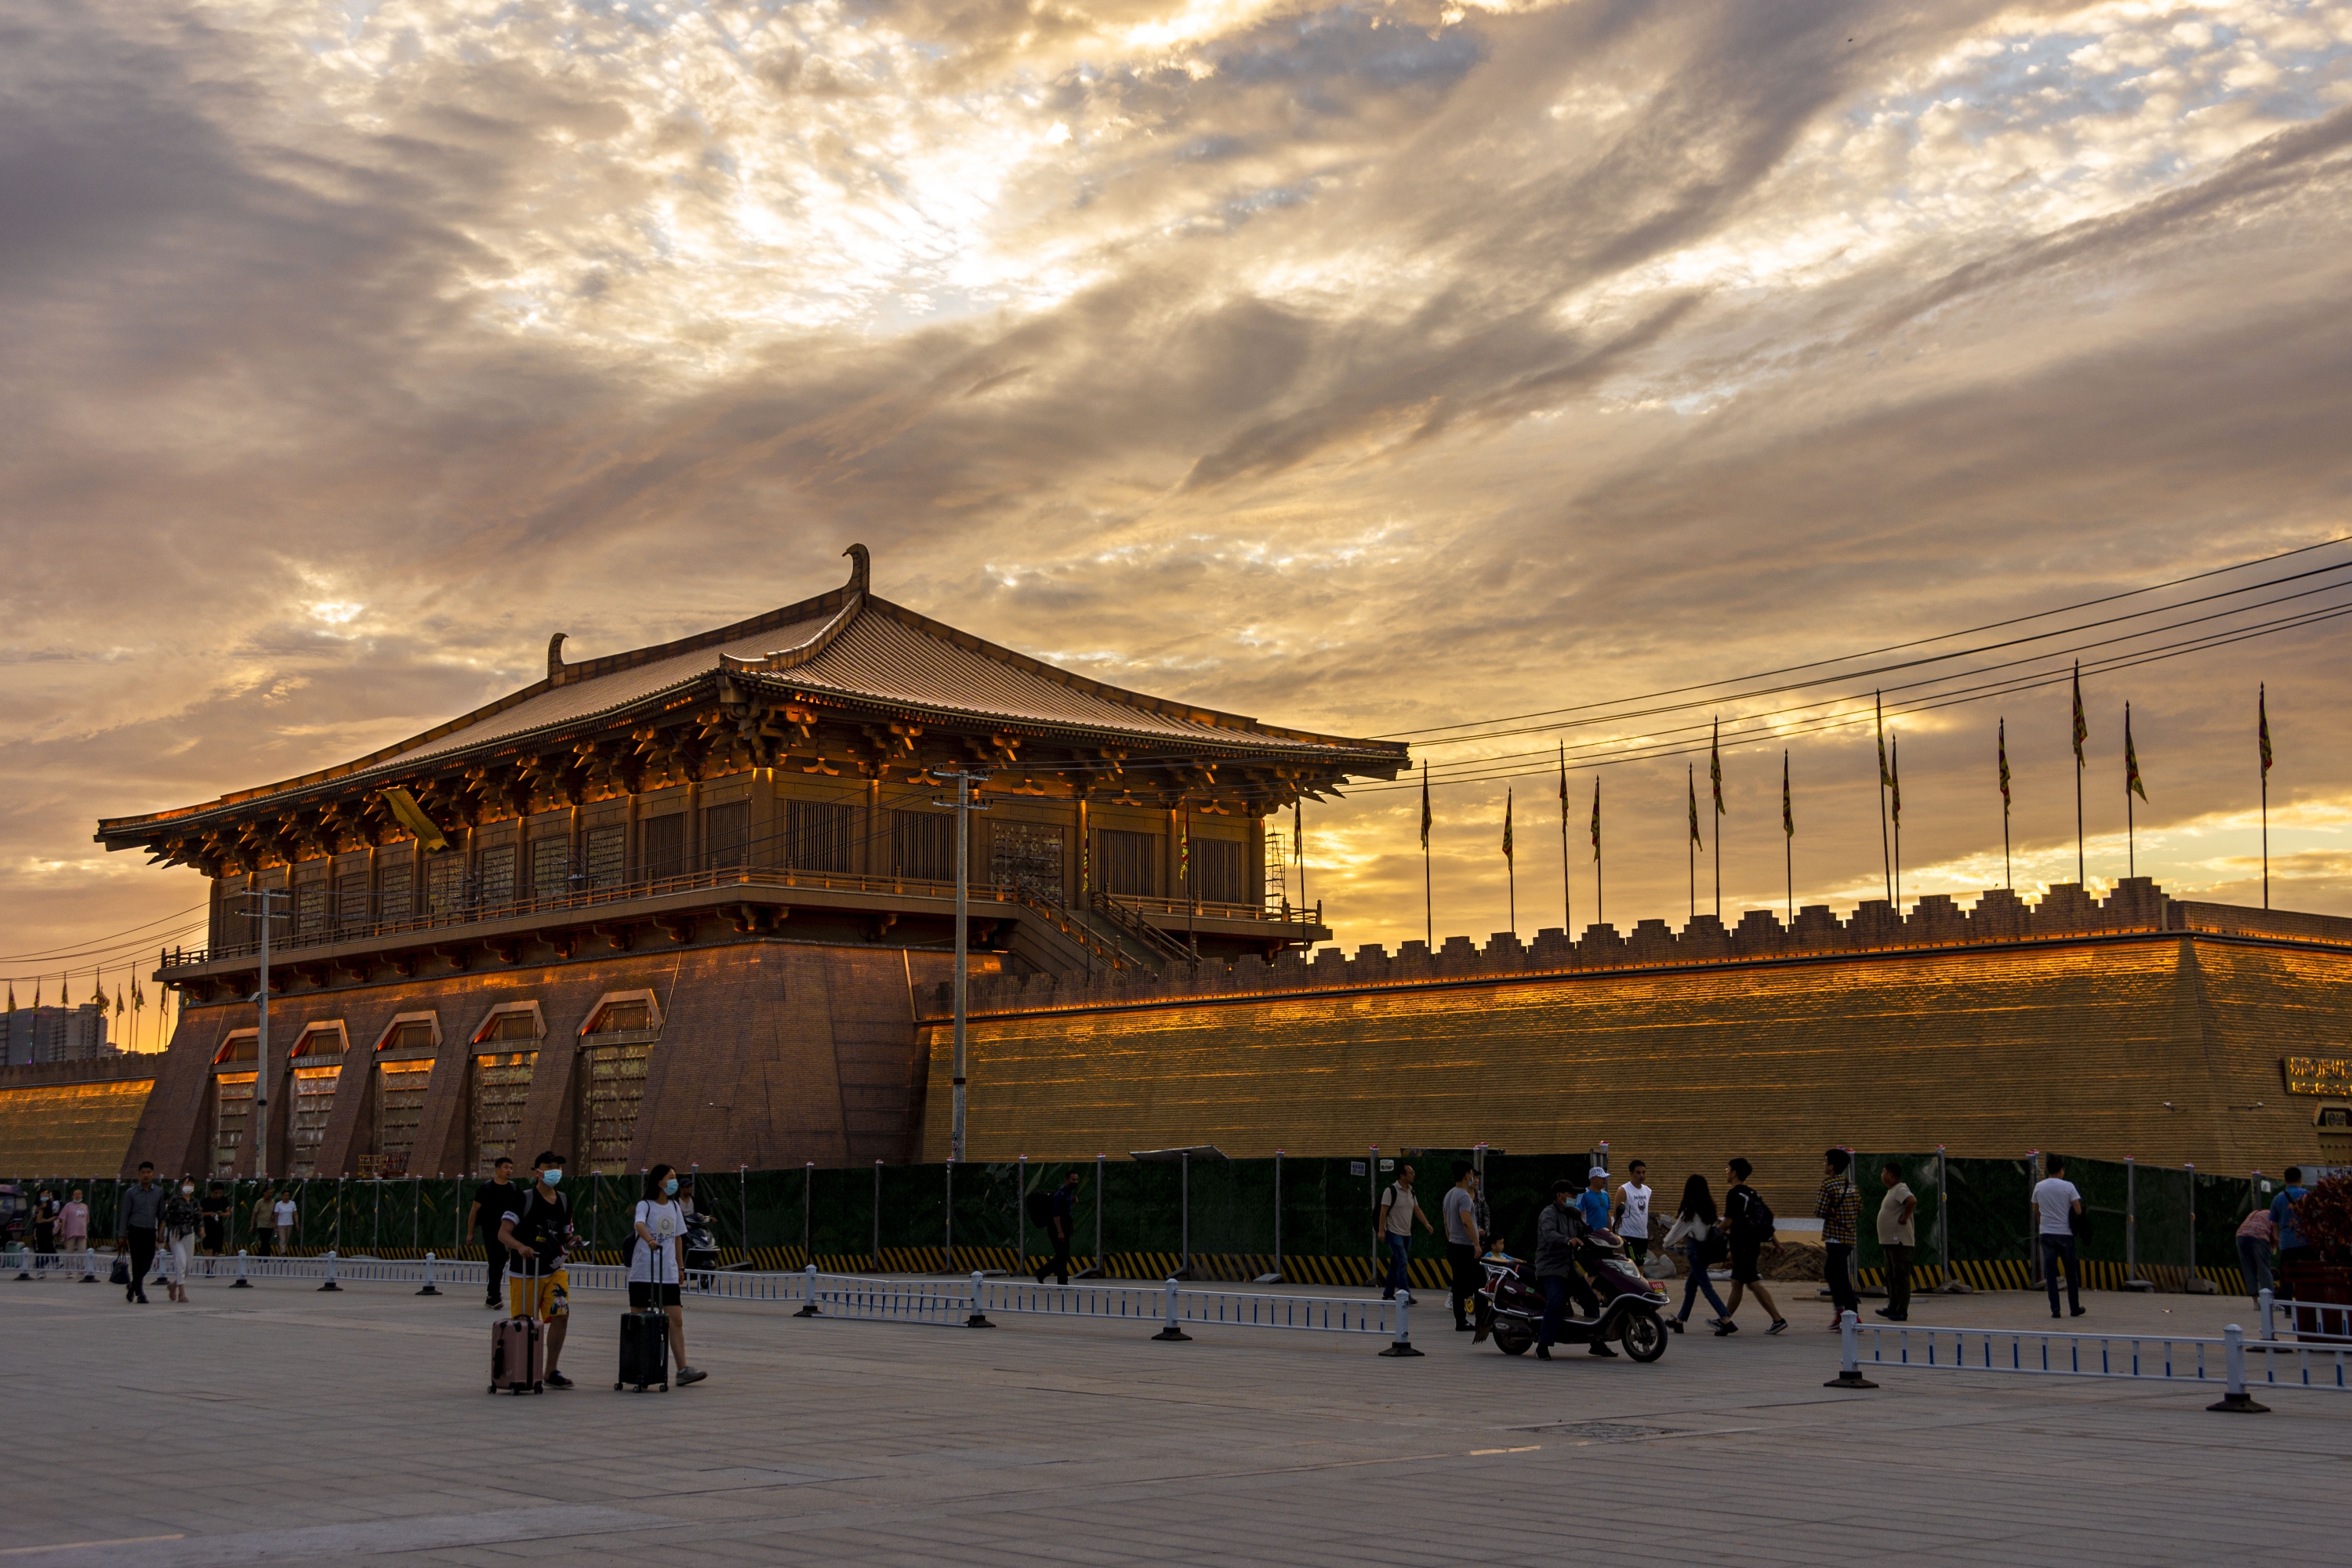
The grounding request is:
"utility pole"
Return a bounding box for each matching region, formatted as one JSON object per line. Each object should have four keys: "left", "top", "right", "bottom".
{"left": 241, "top": 888, "right": 290, "bottom": 1181}
{"left": 935, "top": 771, "right": 990, "bottom": 1163}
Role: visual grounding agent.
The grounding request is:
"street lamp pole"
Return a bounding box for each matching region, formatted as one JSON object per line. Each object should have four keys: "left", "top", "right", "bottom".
{"left": 241, "top": 888, "right": 290, "bottom": 1181}
{"left": 935, "top": 771, "right": 990, "bottom": 1163}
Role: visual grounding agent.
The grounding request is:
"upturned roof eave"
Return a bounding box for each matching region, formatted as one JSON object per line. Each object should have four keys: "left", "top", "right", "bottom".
{"left": 96, "top": 670, "right": 1404, "bottom": 849}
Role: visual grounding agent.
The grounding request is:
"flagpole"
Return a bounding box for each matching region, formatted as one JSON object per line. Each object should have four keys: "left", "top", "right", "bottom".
{"left": 1783, "top": 750, "right": 1793, "bottom": 925}
{"left": 1504, "top": 789, "right": 1516, "bottom": 936}
{"left": 2001, "top": 717, "right": 2013, "bottom": 891}
{"left": 1421, "top": 763, "right": 1432, "bottom": 949}
{"left": 1710, "top": 717, "right": 1722, "bottom": 922}
{"left": 1892, "top": 735, "right": 1902, "bottom": 911}
{"left": 1875, "top": 691, "right": 1892, "bottom": 903}
{"left": 1687, "top": 764, "right": 1696, "bottom": 921}
{"left": 1559, "top": 743, "right": 1571, "bottom": 937}
{"left": 2073, "top": 662, "right": 2086, "bottom": 887}
{"left": 2259, "top": 684, "right": 2270, "bottom": 910}
{"left": 2125, "top": 702, "right": 2135, "bottom": 880}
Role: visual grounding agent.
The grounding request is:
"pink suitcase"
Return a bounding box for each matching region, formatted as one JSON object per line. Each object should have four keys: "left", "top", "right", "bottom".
{"left": 489, "top": 1257, "right": 545, "bottom": 1394}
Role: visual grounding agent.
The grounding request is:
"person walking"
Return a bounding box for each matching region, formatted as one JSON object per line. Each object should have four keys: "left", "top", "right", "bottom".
{"left": 1612, "top": 1161, "right": 1653, "bottom": 1269}
{"left": 630, "top": 1163, "right": 708, "bottom": 1387}
{"left": 1815, "top": 1149, "right": 1862, "bottom": 1330}
{"left": 1873, "top": 1162, "right": 1916, "bottom": 1323}
{"left": 1716, "top": 1158, "right": 1788, "bottom": 1336}
{"left": 467, "top": 1157, "right": 522, "bottom": 1309}
{"left": 117, "top": 1162, "right": 165, "bottom": 1305}
{"left": 160, "top": 1178, "right": 202, "bottom": 1304}
{"left": 1441, "top": 1162, "right": 1483, "bottom": 1331}
{"left": 1661, "top": 1174, "right": 1730, "bottom": 1334}
{"left": 60, "top": 1189, "right": 91, "bottom": 1282}
{"left": 1577, "top": 1168, "right": 1613, "bottom": 1239}
{"left": 273, "top": 1188, "right": 297, "bottom": 1255}
{"left": 31, "top": 1189, "right": 58, "bottom": 1276}
{"left": 1374, "top": 1163, "right": 1432, "bottom": 1301}
{"left": 2031, "top": 1153, "right": 2086, "bottom": 1319}
{"left": 497, "top": 1152, "right": 577, "bottom": 1388}
{"left": 1036, "top": 1169, "right": 1081, "bottom": 1286}
{"left": 2235, "top": 1205, "right": 2276, "bottom": 1302}
{"left": 251, "top": 1187, "right": 277, "bottom": 1257}
{"left": 199, "top": 1182, "right": 230, "bottom": 1276}
{"left": 2272, "top": 1167, "right": 2314, "bottom": 1272}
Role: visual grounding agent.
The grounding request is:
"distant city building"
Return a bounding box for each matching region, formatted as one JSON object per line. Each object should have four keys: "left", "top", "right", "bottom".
{"left": 2, "top": 1004, "right": 116, "bottom": 1066}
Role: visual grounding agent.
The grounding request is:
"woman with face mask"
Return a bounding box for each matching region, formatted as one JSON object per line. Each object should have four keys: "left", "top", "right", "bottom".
{"left": 631, "top": 1164, "right": 706, "bottom": 1386}
{"left": 160, "top": 1178, "right": 203, "bottom": 1303}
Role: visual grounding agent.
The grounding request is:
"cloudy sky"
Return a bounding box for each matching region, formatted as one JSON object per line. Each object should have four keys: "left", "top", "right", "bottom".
{"left": 5, "top": 0, "right": 2350, "bottom": 1028}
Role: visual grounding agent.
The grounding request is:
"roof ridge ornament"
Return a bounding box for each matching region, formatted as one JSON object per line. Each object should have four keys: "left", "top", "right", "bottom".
{"left": 547, "top": 632, "right": 568, "bottom": 684}
{"left": 843, "top": 542, "right": 870, "bottom": 595}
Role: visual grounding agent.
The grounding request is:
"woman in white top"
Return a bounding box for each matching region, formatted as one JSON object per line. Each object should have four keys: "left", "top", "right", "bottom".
{"left": 632, "top": 1164, "right": 707, "bottom": 1386}
{"left": 1660, "top": 1174, "right": 1732, "bottom": 1334}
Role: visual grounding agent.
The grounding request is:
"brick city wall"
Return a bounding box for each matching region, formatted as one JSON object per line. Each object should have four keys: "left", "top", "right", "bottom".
{"left": 125, "top": 938, "right": 988, "bottom": 1179}
{"left": 918, "top": 884, "right": 2352, "bottom": 1216}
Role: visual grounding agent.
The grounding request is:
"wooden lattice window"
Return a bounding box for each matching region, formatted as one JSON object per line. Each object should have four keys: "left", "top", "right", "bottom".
{"left": 472, "top": 1052, "right": 536, "bottom": 1174}
{"left": 379, "top": 861, "right": 414, "bottom": 923}
{"left": 788, "top": 800, "right": 855, "bottom": 873}
{"left": 475, "top": 844, "right": 516, "bottom": 908}
{"left": 531, "top": 837, "right": 570, "bottom": 899}
{"left": 1101, "top": 829, "right": 1158, "bottom": 897}
{"left": 892, "top": 808, "right": 954, "bottom": 882}
{"left": 585, "top": 825, "right": 626, "bottom": 888}
{"left": 1192, "top": 838, "right": 1248, "bottom": 906}
{"left": 702, "top": 801, "right": 750, "bottom": 869}
{"left": 991, "top": 822, "right": 1063, "bottom": 894}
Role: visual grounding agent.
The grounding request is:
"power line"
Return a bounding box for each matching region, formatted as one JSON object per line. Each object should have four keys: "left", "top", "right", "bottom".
{"left": 1379, "top": 532, "right": 2352, "bottom": 742}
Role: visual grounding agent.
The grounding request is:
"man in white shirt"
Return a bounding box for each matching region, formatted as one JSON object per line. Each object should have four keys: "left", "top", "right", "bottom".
{"left": 2030, "top": 1153, "right": 2085, "bottom": 1320}
{"left": 1612, "top": 1162, "right": 1653, "bottom": 1269}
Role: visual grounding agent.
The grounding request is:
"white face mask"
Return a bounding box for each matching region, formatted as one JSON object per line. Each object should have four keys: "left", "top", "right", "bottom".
{"left": 181, "top": 1185, "right": 194, "bottom": 1196}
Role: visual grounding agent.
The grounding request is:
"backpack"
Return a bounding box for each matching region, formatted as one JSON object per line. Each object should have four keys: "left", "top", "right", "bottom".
{"left": 1025, "top": 1191, "right": 1055, "bottom": 1226}
{"left": 1736, "top": 1187, "right": 1775, "bottom": 1240}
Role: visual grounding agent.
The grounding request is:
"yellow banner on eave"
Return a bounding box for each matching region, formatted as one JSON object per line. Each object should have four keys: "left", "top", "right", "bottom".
{"left": 381, "top": 788, "right": 448, "bottom": 851}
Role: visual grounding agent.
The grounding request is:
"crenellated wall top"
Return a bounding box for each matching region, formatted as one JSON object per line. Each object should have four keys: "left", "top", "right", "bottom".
{"left": 924, "top": 879, "right": 2352, "bottom": 1022}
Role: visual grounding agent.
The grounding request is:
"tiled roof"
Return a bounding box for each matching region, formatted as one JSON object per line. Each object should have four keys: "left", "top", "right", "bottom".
{"left": 96, "top": 565, "right": 1402, "bottom": 838}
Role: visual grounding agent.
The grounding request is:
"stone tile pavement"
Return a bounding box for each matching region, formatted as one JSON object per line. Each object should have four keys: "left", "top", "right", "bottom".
{"left": 12, "top": 1271, "right": 2343, "bottom": 1566}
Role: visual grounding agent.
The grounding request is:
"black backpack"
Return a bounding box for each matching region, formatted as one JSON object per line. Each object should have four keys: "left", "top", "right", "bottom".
{"left": 1025, "top": 1190, "right": 1055, "bottom": 1226}
{"left": 1736, "top": 1187, "right": 1776, "bottom": 1240}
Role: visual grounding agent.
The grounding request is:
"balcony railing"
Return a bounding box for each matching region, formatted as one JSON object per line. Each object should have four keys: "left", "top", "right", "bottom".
{"left": 165, "top": 865, "right": 1297, "bottom": 970}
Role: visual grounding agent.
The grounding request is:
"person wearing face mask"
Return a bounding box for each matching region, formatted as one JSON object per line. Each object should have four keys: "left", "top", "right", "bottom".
{"left": 630, "top": 1164, "right": 707, "bottom": 1387}
{"left": 496, "top": 1152, "right": 576, "bottom": 1388}
{"left": 159, "top": 1178, "right": 203, "bottom": 1304}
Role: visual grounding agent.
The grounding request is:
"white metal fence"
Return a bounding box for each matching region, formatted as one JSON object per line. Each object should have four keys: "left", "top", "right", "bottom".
{"left": 13, "top": 1247, "right": 1425, "bottom": 1352}
{"left": 1825, "top": 1306, "right": 2349, "bottom": 1411}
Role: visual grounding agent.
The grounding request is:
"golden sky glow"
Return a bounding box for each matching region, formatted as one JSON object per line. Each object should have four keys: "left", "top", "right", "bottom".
{"left": 5, "top": 0, "right": 2352, "bottom": 988}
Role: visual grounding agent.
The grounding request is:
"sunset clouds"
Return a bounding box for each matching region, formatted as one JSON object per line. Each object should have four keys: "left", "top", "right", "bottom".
{"left": 5, "top": 0, "right": 2350, "bottom": 980}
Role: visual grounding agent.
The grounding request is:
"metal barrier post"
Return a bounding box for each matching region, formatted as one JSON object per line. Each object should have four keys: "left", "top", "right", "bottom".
{"left": 418, "top": 1251, "right": 441, "bottom": 1296}
{"left": 873, "top": 1160, "right": 882, "bottom": 1272}
{"left": 1093, "top": 1152, "right": 1105, "bottom": 1279}
{"left": 318, "top": 1249, "right": 341, "bottom": 1293}
{"left": 1017, "top": 1154, "right": 1028, "bottom": 1275}
{"left": 2207, "top": 1324, "right": 2270, "bottom": 1414}
{"left": 2260, "top": 1288, "right": 2275, "bottom": 1341}
{"left": 1936, "top": 1146, "right": 1952, "bottom": 1290}
{"left": 944, "top": 1158, "right": 954, "bottom": 1273}
{"left": 1152, "top": 1277, "right": 1191, "bottom": 1341}
{"left": 1378, "top": 1287, "right": 1423, "bottom": 1357}
{"left": 803, "top": 1161, "right": 814, "bottom": 1271}
{"left": 796, "top": 1263, "right": 822, "bottom": 1317}
{"left": 231, "top": 1249, "right": 252, "bottom": 1289}
{"left": 1825, "top": 1308, "right": 1878, "bottom": 1388}
{"left": 1261, "top": 1149, "right": 1283, "bottom": 1285}
{"left": 965, "top": 1269, "right": 995, "bottom": 1329}
{"left": 1180, "top": 1149, "right": 1190, "bottom": 1279}
{"left": 2125, "top": 1156, "right": 2145, "bottom": 1289}
{"left": 2186, "top": 1162, "right": 2199, "bottom": 1290}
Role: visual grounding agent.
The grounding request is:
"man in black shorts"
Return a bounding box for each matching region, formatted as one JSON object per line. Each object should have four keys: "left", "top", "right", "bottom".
{"left": 466, "top": 1157, "right": 522, "bottom": 1309}
{"left": 1715, "top": 1158, "right": 1788, "bottom": 1336}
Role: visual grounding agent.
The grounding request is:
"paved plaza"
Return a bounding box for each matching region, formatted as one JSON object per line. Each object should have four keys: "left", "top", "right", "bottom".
{"left": 15, "top": 1270, "right": 2345, "bottom": 1566}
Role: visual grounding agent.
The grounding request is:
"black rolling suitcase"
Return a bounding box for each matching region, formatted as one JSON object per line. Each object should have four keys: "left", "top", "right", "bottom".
{"left": 618, "top": 1213, "right": 670, "bottom": 1392}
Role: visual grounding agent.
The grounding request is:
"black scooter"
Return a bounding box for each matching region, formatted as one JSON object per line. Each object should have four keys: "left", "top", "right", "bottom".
{"left": 1472, "top": 1240, "right": 1670, "bottom": 1363}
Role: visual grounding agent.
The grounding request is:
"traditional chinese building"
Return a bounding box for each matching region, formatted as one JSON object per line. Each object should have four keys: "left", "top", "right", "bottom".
{"left": 99, "top": 546, "right": 1406, "bottom": 1182}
